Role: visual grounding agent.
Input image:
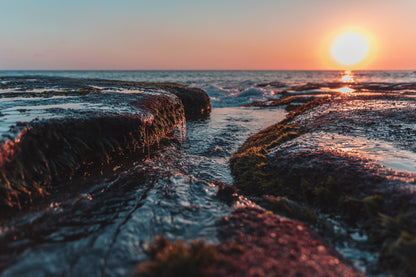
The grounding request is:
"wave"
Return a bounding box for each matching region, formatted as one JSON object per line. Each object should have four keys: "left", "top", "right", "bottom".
{"left": 195, "top": 84, "right": 284, "bottom": 107}
{"left": 2, "top": 70, "right": 416, "bottom": 108}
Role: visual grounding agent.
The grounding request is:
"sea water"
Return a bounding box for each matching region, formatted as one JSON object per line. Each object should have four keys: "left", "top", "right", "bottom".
{"left": 1, "top": 70, "right": 416, "bottom": 107}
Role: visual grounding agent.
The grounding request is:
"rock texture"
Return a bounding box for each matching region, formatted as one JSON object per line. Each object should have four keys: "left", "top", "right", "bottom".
{"left": 134, "top": 207, "right": 364, "bottom": 277}
{"left": 0, "top": 76, "right": 210, "bottom": 210}
{"left": 216, "top": 207, "right": 364, "bottom": 277}
{"left": 231, "top": 91, "right": 416, "bottom": 276}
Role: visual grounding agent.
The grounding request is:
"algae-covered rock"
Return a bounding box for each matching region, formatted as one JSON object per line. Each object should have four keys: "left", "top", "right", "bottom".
{"left": 258, "top": 195, "right": 318, "bottom": 224}
{"left": 0, "top": 76, "right": 210, "bottom": 210}
{"left": 231, "top": 93, "right": 416, "bottom": 275}
{"left": 217, "top": 207, "right": 364, "bottom": 276}
{"left": 0, "top": 76, "right": 211, "bottom": 120}
{"left": 134, "top": 208, "right": 364, "bottom": 277}
{"left": 133, "top": 236, "right": 219, "bottom": 277}
{"left": 164, "top": 86, "right": 211, "bottom": 119}
{"left": 83, "top": 78, "right": 211, "bottom": 120}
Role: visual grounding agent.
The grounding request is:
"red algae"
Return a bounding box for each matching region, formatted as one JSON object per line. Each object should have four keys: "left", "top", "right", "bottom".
{"left": 134, "top": 207, "right": 364, "bottom": 277}
{"left": 217, "top": 207, "right": 364, "bottom": 277}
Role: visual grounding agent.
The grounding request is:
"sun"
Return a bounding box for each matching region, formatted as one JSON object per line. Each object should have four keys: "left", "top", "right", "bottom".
{"left": 331, "top": 32, "right": 369, "bottom": 66}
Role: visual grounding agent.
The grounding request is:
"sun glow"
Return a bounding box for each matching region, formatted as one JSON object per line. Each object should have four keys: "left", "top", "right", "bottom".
{"left": 321, "top": 26, "right": 377, "bottom": 70}
{"left": 331, "top": 32, "right": 369, "bottom": 66}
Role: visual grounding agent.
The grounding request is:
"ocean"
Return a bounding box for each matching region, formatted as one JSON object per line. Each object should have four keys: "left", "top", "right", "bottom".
{"left": 1, "top": 70, "right": 416, "bottom": 107}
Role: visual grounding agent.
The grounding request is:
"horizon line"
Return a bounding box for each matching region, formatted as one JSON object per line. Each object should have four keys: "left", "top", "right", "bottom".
{"left": 1, "top": 69, "right": 415, "bottom": 72}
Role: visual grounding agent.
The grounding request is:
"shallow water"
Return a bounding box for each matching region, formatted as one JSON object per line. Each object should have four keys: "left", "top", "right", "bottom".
{"left": 0, "top": 106, "right": 286, "bottom": 276}
{"left": 273, "top": 131, "right": 416, "bottom": 177}
{"left": 0, "top": 87, "right": 167, "bottom": 140}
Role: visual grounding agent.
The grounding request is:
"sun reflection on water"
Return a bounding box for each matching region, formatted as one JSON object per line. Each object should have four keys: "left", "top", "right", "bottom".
{"left": 342, "top": 70, "right": 354, "bottom": 83}
{"left": 336, "top": 86, "right": 355, "bottom": 93}
{"left": 336, "top": 70, "right": 355, "bottom": 94}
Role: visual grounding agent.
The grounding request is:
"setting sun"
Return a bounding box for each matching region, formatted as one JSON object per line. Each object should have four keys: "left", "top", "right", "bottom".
{"left": 331, "top": 32, "right": 369, "bottom": 66}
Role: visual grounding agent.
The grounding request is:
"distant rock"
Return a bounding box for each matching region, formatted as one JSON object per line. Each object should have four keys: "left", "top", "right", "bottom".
{"left": 164, "top": 85, "right": 211, "bottom": 119}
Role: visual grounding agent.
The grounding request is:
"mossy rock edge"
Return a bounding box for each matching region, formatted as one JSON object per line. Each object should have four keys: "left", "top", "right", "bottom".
{"left": 230, "top": 95, "right": 416, "bottom": 276}
{"left": 0, "top": 77, "right": 211, "bottom": 210}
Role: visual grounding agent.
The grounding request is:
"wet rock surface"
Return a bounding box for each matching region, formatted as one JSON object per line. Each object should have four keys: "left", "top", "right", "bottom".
{"left": 0, "top": 76, "right": 211, "bottom": 119}
{"left": 231, "top": 90, "right": 416, "bottom": 276}
{"left": 255, "top": 80, "right": 416, "bottom": 95}
{"left": 6, "top": 74, "right": 416, "bottom": 276}
{"left": 216, "top": 207, "right": 364, "bottom": 277}
{"left": 135, "top": 207, "right": 364, "bottom": 277}
{"left": 0, "top": 76, "right": 213, "bottom": 210}
{"left": 0, "top": 89, "right": 290, "bottom": 277}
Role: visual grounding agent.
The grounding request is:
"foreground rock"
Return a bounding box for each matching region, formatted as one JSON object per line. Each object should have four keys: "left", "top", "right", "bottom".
{"left": 134, "top": 207, "right": 364, "bottom": 277}
{"left": 231, "top": 91, "right": 416, "bottom": 276}
{"left": 0, "top": 76, "right": 210, "bottom": 210}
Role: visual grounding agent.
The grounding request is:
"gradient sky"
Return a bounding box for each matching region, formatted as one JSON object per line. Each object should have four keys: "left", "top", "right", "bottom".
{"left": 1, "top": 0, "right": 415, "bottom": 70}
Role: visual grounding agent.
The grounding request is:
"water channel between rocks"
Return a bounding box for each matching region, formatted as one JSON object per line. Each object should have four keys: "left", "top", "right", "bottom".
{"left": 0, "top": 107, "right": 286, "bottom": 277}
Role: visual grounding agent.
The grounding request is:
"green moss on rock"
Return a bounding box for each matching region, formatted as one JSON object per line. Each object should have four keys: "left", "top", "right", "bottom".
{"left": 259, "top": 195, "right": 318, "bottom": 224}
{"left": 377, "top": 215, "right": 416, "bottom": 276}
{"left": 341, "top": 194, "right": 385, "bottom": 225}
{"left": 0, "top": 76, "right": 212, "bottom": 211}
{"left": 133, "top": 236, "right": 219, "bottom": 277}
{"left": 230, "top": 94, "right": 416, "bottom": 276}
{"left": 284, "top": 97, "right": 331, "bottom": 122}
{"left": 0, "top": 94, "right": 185, "bottom": 210}
{"left": 243, "top": 95, "right": 330, "bottom": 109}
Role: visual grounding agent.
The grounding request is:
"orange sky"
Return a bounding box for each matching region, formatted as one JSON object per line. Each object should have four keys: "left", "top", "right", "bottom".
{"left": 1, "top": 0, "right": 415, "bottom": 70}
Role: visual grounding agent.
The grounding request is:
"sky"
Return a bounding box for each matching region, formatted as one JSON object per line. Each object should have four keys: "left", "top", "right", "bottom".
{"left": 1, "top": 0, "right": 415, "bottom": 70}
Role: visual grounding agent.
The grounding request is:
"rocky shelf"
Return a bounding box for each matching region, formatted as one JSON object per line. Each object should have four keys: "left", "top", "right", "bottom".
{"left": 231, "top": 90, "right": 416, "bottom": 276}
{"left": 134, "top": 207, "right": 364, "bottom": 277}
{"left": 3, "top": 76, "right": 416, "bottom": 276}
{"left": 0, "top": 76, "right": 211, "bottom": 211}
